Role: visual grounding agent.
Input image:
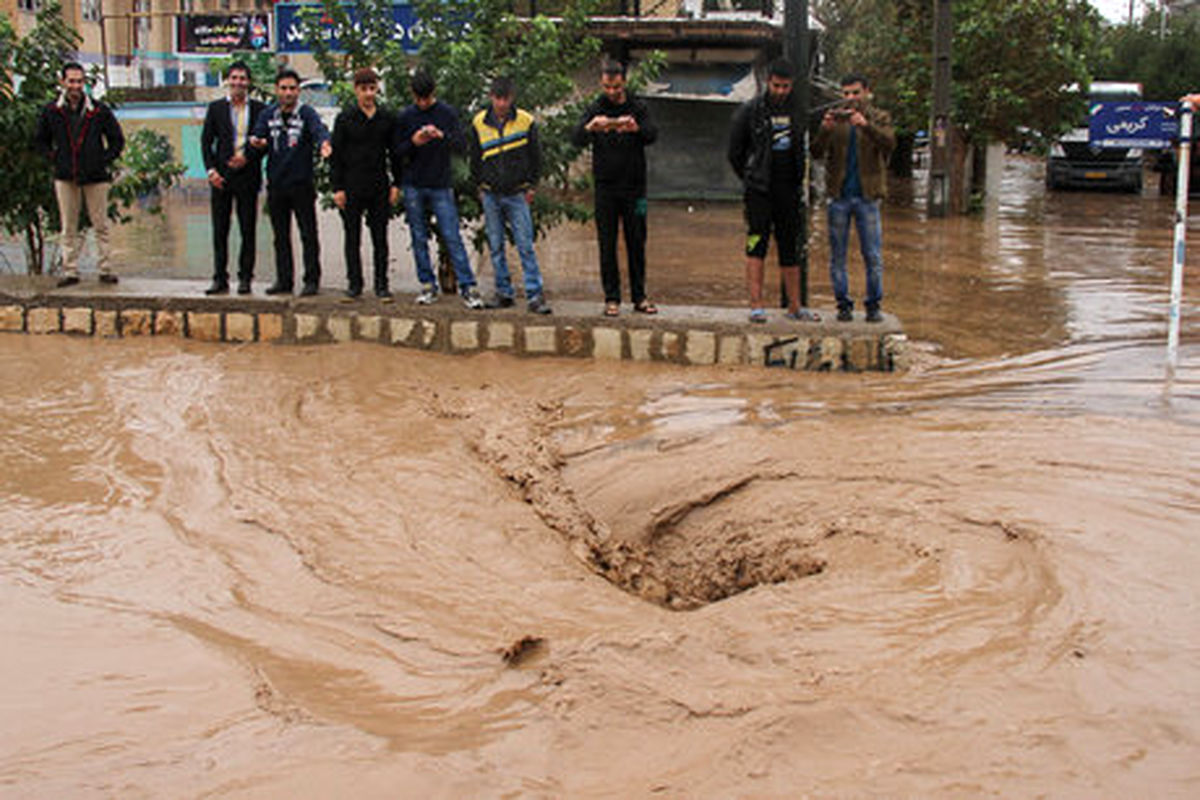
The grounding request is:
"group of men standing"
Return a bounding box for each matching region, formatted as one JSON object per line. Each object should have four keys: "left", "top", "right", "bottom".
{"left": 36, "top": 56, "right": 893, "bottom": 323}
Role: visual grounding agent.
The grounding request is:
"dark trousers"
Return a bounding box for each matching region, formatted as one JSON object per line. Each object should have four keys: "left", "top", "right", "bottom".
{"left": 595, "top": 188, "right": 648, "bottom": 305}
{"left": 210, "top": 181, "right": 259, "bottom": 285}
{"left": 267, "top": 183, "right": 320, "bottom": 290}
{"left": 340, "top": 191, "right": 390, "bottom": 293}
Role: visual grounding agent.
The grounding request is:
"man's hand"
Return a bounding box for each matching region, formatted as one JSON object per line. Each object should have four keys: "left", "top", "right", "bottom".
{"left": 333, "top": 190, "right": 346, "bottom": 210}
{"left": 615, "top": 115, "right": 639, "bottom": 133}
{"left": 249, "top": 135, "right": 267, "bottom": 150}
{"left": 319, "top": 140, "right": 332, "bottom": 159}
{"left": 412, "top": 124, "right": 443, "bottom": 146}
{"left": 584, "top": 115, "right": 612, "bottom": 133}
{"left": 525, "top": 189, "right": 535, "bottom": 205}
{"left": 1182, "top": 93, "right": 1200, "bottom": 110}
{"left": 389, "top": 186, "right": 401, "bottom": 206}
{"left": 207, "top": 169, "right": 226, "bottom": 190}
{"left": 848, "top": 109, "right": 868, "bottom": 127}
{"left": 821, "top": 111, "right": 838, "bottom": 130}
{"left": 227, "top": 153, "right": 247, "bottom": 170}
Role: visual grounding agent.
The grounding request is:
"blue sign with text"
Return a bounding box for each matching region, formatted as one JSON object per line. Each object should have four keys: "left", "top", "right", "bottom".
{"left": 275, "top": 2, "right": 420, "bottom": 54}
{"left": 1089, "top": 102, "right": 1181, "bottom": 148}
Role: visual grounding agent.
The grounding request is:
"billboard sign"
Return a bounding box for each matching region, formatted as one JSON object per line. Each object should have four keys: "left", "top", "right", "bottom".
{"left": 177, "top": 14, "right": 271, "bottom": 54}
{"left": 1089, "top": 102, "right": 1181, "bottom": 149}
{"left": 274, "top": 2, "right": 420, "bottom": 54}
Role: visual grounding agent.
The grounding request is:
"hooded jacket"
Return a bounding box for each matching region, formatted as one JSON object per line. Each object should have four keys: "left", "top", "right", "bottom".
{"left": 33, "top": 92, "right": 125, "bottom": 185}
{"left": 727, "top": 91, "right": 805, "bottom": 194}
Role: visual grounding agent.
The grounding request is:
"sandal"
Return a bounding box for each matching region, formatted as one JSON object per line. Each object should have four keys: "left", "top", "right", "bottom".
{"left": 749, "top": 308, "right": 767, "bottom": 324}
{"left": 603, "top": 301, "right": 620, "bottom": 317}
{"left": 785, "top": 308, "right": 821, "bottom": 322}
{"left": 633, "top": 300, "right": 658, "bottom": 315}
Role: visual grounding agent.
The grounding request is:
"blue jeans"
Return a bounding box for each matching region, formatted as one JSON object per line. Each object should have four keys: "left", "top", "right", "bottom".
{"left": 827, "top": 196, "right": 883, "bottom": 310}
{"left": 482, "top": 191, "right": 544, "bottom": 299}
{"left": 403, "top": 186, "right": 476, "bottom": 290}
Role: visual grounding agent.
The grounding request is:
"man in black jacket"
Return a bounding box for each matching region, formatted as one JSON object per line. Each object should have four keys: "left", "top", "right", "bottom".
{"left": 331, "top": 67, "right": 400, "bottom": 301}
{"left": 727, "top": 58, "right": 814, "bottom": 323}
{"left": 201, "top": 61, "right": 266, "bottom": 295}
{"left": 469, "top": 76, "right": 550, "bottom": 314}
{"left": 33, "top": 62, "right": 125, "bottom": 288}
{"left": 571, "top": 60, "right": 658, "bottom": 317}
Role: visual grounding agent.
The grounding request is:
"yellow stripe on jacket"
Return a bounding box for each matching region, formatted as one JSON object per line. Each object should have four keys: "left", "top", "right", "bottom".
{"left": 473, "top": 108, "right": 534, "bottom": 160}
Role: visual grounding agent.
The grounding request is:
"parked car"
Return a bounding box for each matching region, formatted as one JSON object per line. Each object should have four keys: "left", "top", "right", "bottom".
{"left": 1046, "top": 81, "right": 1144, "bottom": 193}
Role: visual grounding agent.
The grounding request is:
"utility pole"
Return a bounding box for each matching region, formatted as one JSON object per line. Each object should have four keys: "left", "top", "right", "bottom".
{"left": 784, "top": 0, "right": 810, "bottom": 305}
{"left": 928, "top": 0, "right": 952, "bottom": 217}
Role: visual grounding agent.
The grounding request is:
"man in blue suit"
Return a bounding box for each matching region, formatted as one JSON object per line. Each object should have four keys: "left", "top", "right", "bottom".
{"left": 201, "top": 61, "right": 266, "bottom": 295}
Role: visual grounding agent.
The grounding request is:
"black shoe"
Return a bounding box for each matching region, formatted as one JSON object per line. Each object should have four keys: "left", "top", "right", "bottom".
{"left": 236, "top": 280, "right": 252, "bottom": 295}
{"left": 375, "top": 288, "right": 393, "bottom": 302}
{"left": 205, "top": 280, "right": 230, "bottom": 295}
{"left": 837, "top": 307, "right": 853, "bottom": 322}
{"left": 56, "top": 275, "right": 80, "bottom": 288}
{"left": 299, "top": 284, "right": 319, "bottom": 297}
{"left": 527, "top": 295, "right": 552, "bottom": 315}
{"left": 343, "top": 286, "right": 362, "bottom": 298}
{"left": 265, "top": 283, "right": 293, "bottom": 295}
{"left": 486, "top": 294, "right": 515, "bottom": 309}
{"left": 865, "top": 306, "right": 884, "bottom": 323}
{"left": 98, "top": 273, "right": 119, "bottom": 285}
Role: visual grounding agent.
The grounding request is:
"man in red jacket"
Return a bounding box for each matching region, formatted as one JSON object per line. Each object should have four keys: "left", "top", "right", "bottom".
{"left": 33, "top": 62, "right": 125, "bottom": 288}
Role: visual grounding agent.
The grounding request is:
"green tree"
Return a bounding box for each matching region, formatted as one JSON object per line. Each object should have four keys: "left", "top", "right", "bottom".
{"left": 1092, "top": 11, "right": 1200, "bottom": 101}
{"left": 815, "top": 0, "right": 1101, "bottom": 145}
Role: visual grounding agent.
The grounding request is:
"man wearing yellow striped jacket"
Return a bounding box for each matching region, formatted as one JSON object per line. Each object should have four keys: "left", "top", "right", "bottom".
{"left": 469, "top": 77, "right": 551, "bottom": 314}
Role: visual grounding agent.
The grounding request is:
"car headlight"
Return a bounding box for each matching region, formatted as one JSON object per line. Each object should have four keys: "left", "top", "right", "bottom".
{"left": 1049, "top": 143, "right": 1066, "bottom": 158}
{"left": 1127, "top": 148, "right": 1143, "bottom": 158}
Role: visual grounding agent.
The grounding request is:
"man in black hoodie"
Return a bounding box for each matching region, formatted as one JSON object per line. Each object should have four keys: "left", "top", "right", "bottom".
{"left": 331, "top": 67, "right": 400, "bottom": 301}
{"left": 572, "top": 60, "right": 658, "bottom": 316}
{"left": 33, "top": 62, "right": 125, "bottom": 288}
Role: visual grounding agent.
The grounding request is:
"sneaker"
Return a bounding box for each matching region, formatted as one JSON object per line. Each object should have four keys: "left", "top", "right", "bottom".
{"left": 98, "top": 273, "right": 119, "bottom": 285}
{"left": 865, "top": 306, "right": 883, "bottom": 323}
{"left": 205, "top": 280, "right": 230, "bottom": 296}
{"left": 415, "top": 284, "right": 440, "bottom": 305}
{"left": 836, "top": 307, "right": 853, "bottom": 322}
{"left": 486, "top": 294, "right": 516, "bottom": 309}
{"left": 527, "top": 295, "right": 552, "bottom": 315}
{"left": 461, "top": 286, "right": 485, "bottom": 310}
{"left": 749, "top": 308, "right": 767, "bottom": 324}
{"left": 56, "top": 275, "right": 80, "bottom": 288}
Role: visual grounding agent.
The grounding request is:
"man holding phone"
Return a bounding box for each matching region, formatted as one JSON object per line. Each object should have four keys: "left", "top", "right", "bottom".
{"left": 812, "top": 73, "right": 895, "bottom": 322}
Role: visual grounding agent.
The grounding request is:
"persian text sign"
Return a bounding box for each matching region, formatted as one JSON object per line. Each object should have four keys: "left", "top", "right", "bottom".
{"left": 274, "top": 2, "right": 420, "bottom": 54}
{"left": 1089, "top": 102, "right": 1181, "bottom": 148}
{"left": 177, "top": 14, "right": 271, "bottom": 54}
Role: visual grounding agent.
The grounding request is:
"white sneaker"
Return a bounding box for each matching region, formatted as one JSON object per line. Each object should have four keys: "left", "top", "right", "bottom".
{"left": 415, "top": 284, "right": 440, "bottom": 305}
{"left": 461, "top": 286, "right": 485, "bottom": 310}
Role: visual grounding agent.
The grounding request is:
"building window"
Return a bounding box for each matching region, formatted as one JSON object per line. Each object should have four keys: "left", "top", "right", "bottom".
{"left": 82, "top": 0, "right": 101, "bottom": 22}
{"left": 18, "top": 0, "right": 41, "bottom": 12}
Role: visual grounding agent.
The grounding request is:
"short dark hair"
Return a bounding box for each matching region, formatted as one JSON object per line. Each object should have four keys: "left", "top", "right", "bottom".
{"left": 768, "top": 58, "right": 794, "bottom": 81}
{"left": 353, "top": 67, "right": 379, "bottom": 86}
{"left": 600, "top": 59, "right": 626, "bottom": 79}
{"left": 275, "top": 68, "right": 301, "bottom": 86}
{"left": 410, "top": 69, "right": 436, "bottom": 98}
{"left": 489, "top": 76, "right": 515, "bottom": 98}
{"left": 841, "top": 73, "right": 869, "bottom": 89}
{"left": 227, "top": 61, "right": 252, "bottom": 82}
{"left": 61, "top": 62, "right": 85, "bottom": 78}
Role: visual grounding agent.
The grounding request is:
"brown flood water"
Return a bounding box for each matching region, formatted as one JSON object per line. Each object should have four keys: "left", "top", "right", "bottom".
{"left": 2, "top": 157, "right": 1199, "bottom": 797}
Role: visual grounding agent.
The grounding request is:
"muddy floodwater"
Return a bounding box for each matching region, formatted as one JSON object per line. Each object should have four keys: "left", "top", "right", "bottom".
{"left": 2, "top": 158, "right": 1199, "bottom": 797}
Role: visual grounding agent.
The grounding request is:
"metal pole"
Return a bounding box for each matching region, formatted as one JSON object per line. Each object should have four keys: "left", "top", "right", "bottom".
{"left": 1167, "top": 102, "right": 1192, "bottom": 370}
{"left": 784, "top": 0, "right": 809, "bottom": 306}
{"left": 928, "top": 0, "right": 952, "bottom": 217}
{"left": 99, "top": 0, "right": 111, "bottom": 93}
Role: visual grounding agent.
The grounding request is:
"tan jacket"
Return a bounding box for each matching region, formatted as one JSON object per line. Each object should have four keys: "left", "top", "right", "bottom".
{"left": 812, "top": 105, "right": 895, "bottom": 200}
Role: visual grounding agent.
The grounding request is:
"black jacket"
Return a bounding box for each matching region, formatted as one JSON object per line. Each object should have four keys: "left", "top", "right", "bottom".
{"left": 331, "top": 104, "right": 400, "bottom": 197}
{"left": 571, "top": 94, "right": 657, "bottom": 194}
{"left": 469, "top": 104, "right": 540, "bottom": 195}
{"left": 201, "top": 97, "right": 266, "bottom": 191}
{"left": 33, "top": 93, "right": 125, "bottom": 185}
{"left": 727, "top": 92, "right": 804, "bottom": 195}
{"left": 394, "top": 101, "right": 465, "bottom": 189}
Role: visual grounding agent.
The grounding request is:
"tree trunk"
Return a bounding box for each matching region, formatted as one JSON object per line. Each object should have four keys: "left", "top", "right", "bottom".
{"left": 889, "top": 132, "right": 915, "bottom": 178}
{"left": 25, "top": 221, "right": 44, "bottom": 275}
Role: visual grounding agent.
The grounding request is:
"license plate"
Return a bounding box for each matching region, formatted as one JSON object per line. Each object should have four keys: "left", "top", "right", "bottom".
{"left": 1084, "top": 171, "right": 1107, "bottom": 179}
